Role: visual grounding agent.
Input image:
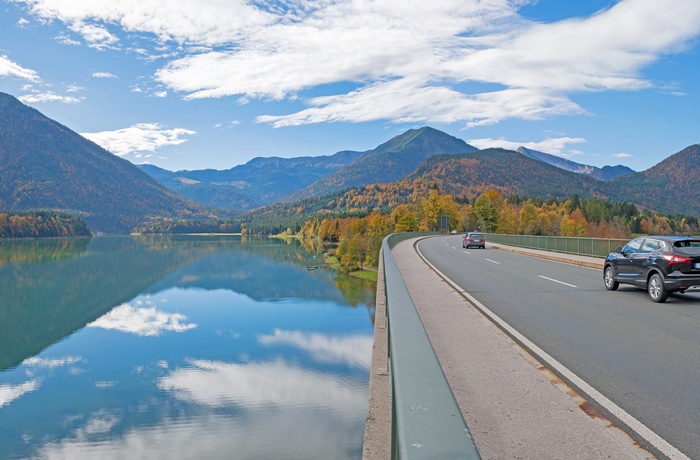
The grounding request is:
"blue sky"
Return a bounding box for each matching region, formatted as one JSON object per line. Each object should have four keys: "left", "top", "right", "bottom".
{"left": 0, "top": 0, "right": 699, "bottom": 172}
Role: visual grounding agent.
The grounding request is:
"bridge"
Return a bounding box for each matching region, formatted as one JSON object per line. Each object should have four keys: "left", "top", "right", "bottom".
{"left": 363, "top": 233, "right": 699, "bottom": 459}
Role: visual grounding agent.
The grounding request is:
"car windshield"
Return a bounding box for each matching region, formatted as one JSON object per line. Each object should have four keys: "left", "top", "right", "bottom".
{"left": 470, "top": 233, "right": 483, "bottom": 238}
{"left": 673, "top": 240, "right": 700, "bottom": 255}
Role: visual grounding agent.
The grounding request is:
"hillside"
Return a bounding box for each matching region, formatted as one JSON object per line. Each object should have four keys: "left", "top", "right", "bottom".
{"left": 610, "top": 144, "right": 700, "bottom": 214}
{"left": 285, "top": 127, "right": 476, "bottom": 201}
{"left": 138, "top": 149, "right": 365, "bottom": 210}
{"left": 517, "top": 147, "right": 634, "bottom": 181}
{"left": 0, "top": 92, "right": 218, "bottom": 233}
{"left": 411, "top": 148, "right": 611, "bottom": 200}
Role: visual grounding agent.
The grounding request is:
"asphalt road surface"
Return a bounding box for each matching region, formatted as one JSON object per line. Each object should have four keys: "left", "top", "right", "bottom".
{"left": 418, "top": 235, "right": 700, "bottom": 459}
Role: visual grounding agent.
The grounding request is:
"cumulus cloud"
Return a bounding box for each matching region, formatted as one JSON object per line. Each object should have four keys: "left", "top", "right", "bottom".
{"left": 258, "top": 329, "right": 372, "bottom": 369}
{"left": 13, "top": 0, "right": 700, "bottom": 127}
{"left": 0, "top": 54, "right": 40, "bottom": 81}
{"left": 468, "top": 136, "right": 587, "bottom": 156}
{"left": 87, "top": 303, "right": 197, "bottom": 336}
{"left": 81, "top": 123, "right": 196, "bottom": 157}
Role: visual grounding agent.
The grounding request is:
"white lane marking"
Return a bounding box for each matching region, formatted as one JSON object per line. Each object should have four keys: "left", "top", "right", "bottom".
{"left": 485, "top": 259, "right": 501, "bottom": 265}
{"left": 538, "top": 275, "right": 578, "bottom": 288}
{"left": 415, "top": 241, "right": 690, "bottom": 460}
{"left": 463, "top": 251, "right": 471, "bottom": 255}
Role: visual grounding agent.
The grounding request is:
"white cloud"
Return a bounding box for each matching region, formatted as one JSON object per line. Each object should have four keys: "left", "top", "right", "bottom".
{"left": 68, "top": 21, "right": 119, "bottom": 50}
{"left": 152, "top": 91, "right": 167, "bottom": 98}
{"left": 92, "top": 71, "right": 117, "bottom": 78}
{"left": 0, "top": 380, "right": 39, "bottom": 408}
{"left": 214, "top": 120, "right": 240, "bottom": 129}
{"left": 158, "top": 359, "right": 367, "bottom": 416}
{"left": 66, "top": 84, "right": 84, "bottom": 92}
{"left": 14, "top": 0, "right": 700, "bottom": 127}
{"left": 0, "top": 54, "right": 40, "bottom": 81}
{"left": 56, "top": 32, "right": 81, "bottom": 46}
{"left": 612, "top": 152, "right": 633, "bottom": 159}
{"left": 18, "top": 91, "right": 82, "bottom": 104}
{"left": 258, "top": 329, "right": 372, "bottom": 369}
{"left": 87, "top": 303, "right": 197, "bottom": 336}
{"left": 468, "top": 136, "right": 587, "bottom": 155}
{"left": 81, "top": 123, "right": 197, "bottom": 157}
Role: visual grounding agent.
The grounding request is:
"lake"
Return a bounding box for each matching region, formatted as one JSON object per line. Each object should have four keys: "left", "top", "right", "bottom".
{"left": 0, "top": 235, "right": 376, "bottom": 459}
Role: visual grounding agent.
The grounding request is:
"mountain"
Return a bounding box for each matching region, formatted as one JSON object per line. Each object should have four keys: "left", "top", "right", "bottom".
{"left": 0, "top": 92, "right": 218, "bottom": 233}
{"left": 138, "top": 149, "right": 365, "bottom": 210}
{"left": 609, "top": 144, "right": 700, "bottom": 214}
{"left": 517, "top": 147, "right": 634, "bottom": 181}
{"left": 285, "top": 127, "right": 477, "bottom": 201}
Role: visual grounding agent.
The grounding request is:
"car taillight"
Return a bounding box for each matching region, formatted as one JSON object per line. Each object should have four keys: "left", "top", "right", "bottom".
{"left": 662, "top": 254, "right": 692, "bottom": 264}
{"left": 467, "top": 238, "right": 473, "bottom": 242}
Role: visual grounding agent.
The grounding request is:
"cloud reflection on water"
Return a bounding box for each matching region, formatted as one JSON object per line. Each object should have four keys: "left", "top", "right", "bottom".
{"left": 158, "top": 359, "right": 367, "bottom": 417}
{"left": 0, "top": 380, "right": 39, "bottom": 408}
{"left": 88, "top": 302, "right": 196, "bottom": 336}
{"left": 31, "top": 408, "right": 363, "bottom": 460}
{"left": 258, "top": 329, "right": 373, "bottom": 369}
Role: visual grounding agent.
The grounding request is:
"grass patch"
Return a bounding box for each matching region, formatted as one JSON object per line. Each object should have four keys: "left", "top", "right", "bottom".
{"left": 350, "top": 270, "right": 378, "bottom": 282}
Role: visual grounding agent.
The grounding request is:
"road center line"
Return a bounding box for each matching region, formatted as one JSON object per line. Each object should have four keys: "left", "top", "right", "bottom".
{"left": 538, "top": 275, "right": 578, "bottom": 288}
{"left": 485, "top": 259, "right": 501, "bottom": 264}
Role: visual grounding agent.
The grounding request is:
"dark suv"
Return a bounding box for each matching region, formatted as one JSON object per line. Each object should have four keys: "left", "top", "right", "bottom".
{"left": 603, "top": 236, "right": 700, "bottom": 302}
{"left": 462, "top": 232, "right": 485, "bottom": 249}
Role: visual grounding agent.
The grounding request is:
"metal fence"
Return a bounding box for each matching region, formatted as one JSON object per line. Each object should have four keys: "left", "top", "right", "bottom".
{"left": 382, "top": 232, "right": 481, "bottom": 459}
{"left": 482, "top": 233, "right": 629, "bottom": 258}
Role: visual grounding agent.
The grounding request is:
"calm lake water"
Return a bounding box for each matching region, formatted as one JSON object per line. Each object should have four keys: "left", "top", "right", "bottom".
{"left": 0, "top": 235, "right": 376, "bottom": 459}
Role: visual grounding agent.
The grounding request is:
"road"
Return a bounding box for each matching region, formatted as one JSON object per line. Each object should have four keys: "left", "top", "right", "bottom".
{"left": 418, "top": 235, "right": 700, "bottom": 460}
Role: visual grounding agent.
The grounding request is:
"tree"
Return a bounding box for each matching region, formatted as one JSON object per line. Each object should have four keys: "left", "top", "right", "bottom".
{"left": 473, "top": 190, "right": 504, "bottom": 232}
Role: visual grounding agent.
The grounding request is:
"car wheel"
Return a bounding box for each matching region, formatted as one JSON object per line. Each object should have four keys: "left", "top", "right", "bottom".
{"left": 604, "top": 266, "right": 619, "bottom": 291}
{"left": 648, "top": 273, "right": 668, "bottom": 303}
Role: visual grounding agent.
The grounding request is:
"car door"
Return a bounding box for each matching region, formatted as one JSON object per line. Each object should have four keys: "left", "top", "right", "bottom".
{"left": 635, "top": 238, "right": 662, "bottom": 284}
{"left": 615, "top": 237, "right": 643, "bottom": 283}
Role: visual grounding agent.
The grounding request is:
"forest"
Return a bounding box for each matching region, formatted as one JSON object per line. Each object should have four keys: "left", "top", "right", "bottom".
{"left": 0, "top": 210, "right": 92, "bottom": 238}
{"left": 289, "top": 189, "right": 700, "bottom": 273}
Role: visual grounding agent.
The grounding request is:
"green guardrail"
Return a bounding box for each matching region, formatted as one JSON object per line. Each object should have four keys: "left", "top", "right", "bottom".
{"left": 483, "top": 233, "right": 629, "bottom": 258}
{"left": 382, "top": 232, "right": 481, "bottom": 459}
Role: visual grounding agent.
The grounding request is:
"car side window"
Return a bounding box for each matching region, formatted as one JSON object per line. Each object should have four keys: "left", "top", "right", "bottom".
{"left": 641, "top": 239, "right": 660, "bottom": 253}
{"left": 623, "top": 238, "right": 642, "bottom": 255}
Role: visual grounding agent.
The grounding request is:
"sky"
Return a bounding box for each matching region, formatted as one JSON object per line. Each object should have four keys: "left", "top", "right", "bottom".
{"left": 0, "top": 0, "right": 699, "bottom": 172}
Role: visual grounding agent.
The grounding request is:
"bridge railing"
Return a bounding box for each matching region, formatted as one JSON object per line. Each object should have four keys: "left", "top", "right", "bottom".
{"left": 482, "top": 233, "right": 629, "bottom": 258}
{"left": 382, "top": 232, "right": 481, "bottom": 459}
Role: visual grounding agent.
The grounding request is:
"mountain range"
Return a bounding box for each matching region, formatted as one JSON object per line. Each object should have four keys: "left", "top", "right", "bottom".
{"left": 1, "top": 90, "right": 699, "bottom": 234}
{"left": 0, "top": 92, "right": 217, "bottom": 233}
{"left": 517, "top": 147, "right": 634, "bottom": 181}
{"left": 138, "top": 149, "right": 365, "bottom": 211}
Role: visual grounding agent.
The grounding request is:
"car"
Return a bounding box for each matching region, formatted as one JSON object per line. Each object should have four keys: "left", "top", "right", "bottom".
{"left": 603, "top": 235, "right": 700, "bottom": 302}
{"left": 462, "top": 232, "right": 485, "bottom": 249}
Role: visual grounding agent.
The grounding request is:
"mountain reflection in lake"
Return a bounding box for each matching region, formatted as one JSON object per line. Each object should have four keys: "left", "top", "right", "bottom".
{"left": 0, "top": 235, "right": 375, "bottom": 459}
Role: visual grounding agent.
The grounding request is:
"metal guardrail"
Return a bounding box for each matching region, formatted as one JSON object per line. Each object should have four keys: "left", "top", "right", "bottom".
{"left": 382, "top": 232, "right": 481, "bottom": 459}
{"left": 483, "top": 233, "right": 629, "bottom": 258}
